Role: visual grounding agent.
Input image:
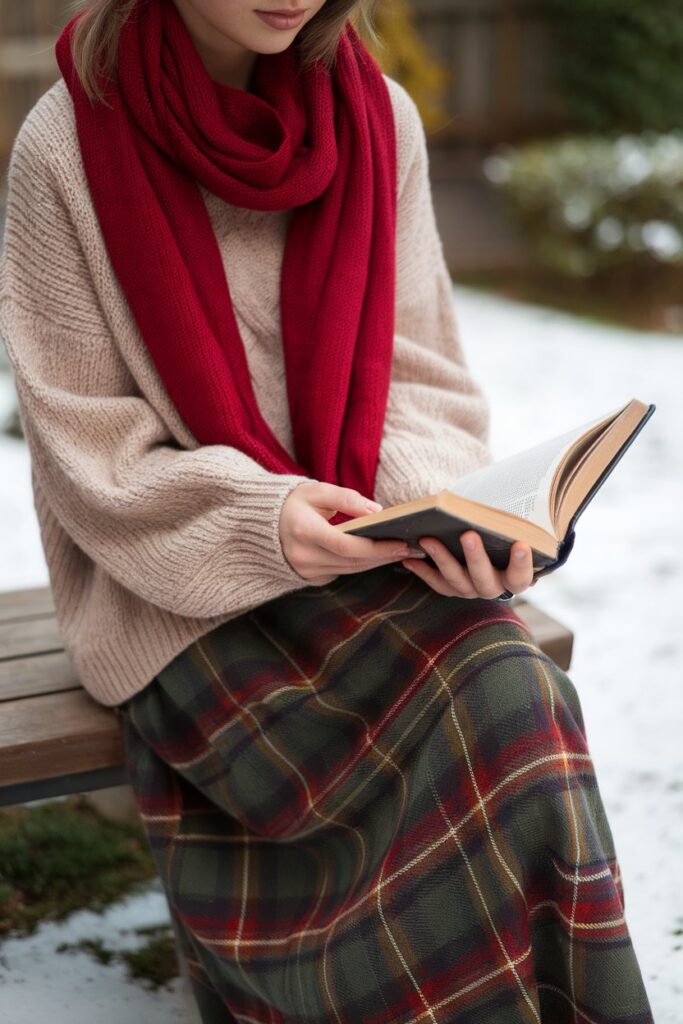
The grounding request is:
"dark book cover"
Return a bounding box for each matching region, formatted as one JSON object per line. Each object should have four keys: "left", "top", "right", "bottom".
{"left": 342, "top": 506, "right": 560, "bottom": 575}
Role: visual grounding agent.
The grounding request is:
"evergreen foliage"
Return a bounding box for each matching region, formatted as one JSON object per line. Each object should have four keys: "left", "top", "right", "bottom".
{"left": 545, "top": 0, "right": 683, "bottom": 133}
{"left": 484, "top": 131, "right": 683, "bottom": 279}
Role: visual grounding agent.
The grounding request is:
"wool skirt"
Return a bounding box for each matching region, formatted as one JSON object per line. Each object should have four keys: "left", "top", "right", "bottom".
{"left": 116, "top": 561, "right": 653, "bottom": 1024}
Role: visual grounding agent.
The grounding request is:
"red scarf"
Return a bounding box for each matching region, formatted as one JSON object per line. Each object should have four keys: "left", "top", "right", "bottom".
{"left": 55, "top": 0, "right": 397, "bottom": 515}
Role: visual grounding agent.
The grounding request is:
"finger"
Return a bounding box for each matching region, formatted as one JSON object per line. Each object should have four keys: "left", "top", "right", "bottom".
{"left": 307, "top": 482, "right": 383, "bottom": 520}
{"left": 307, "top": 573, "right": 340, "bottom": 586}
{"left": 304, "top": 485, "right": 416, "bottom": 562}
{"left": 288, "top": 495, "right": 410, "bottom": 562}
{"left": 501, "top": 542, "right": 535, "bottom": 593}
{"left": 310, "top": 519, "right": 412, "bottom": 563}
{"left": 400, "top": 556, "right": 455, "bottom": 596}
{"left": 414, "top": 537, "right": 480, "bottom": 597}
{"left": 457, "top": 531, "right": 505, "bottom": 600}
{"left": 288, "top": 533, "right": 411, "bottom": 578}
{"left": 309, "top": 549, "right": 412, "bottom": 574}
{"left": 301, "top": 485, "right": 417, "bottom": 565}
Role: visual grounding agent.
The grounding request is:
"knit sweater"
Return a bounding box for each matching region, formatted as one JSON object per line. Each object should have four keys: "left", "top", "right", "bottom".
{"left": 0, "top": 73, "right": 493, "bottom": 707}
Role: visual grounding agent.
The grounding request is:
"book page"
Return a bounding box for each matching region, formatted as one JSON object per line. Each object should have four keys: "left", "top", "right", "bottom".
{"left": 446, "top": 407, "right": 622, "bottom": 535}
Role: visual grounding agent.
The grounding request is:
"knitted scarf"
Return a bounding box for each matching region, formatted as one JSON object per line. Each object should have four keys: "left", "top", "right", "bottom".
{"left": 55, "top": 0, "right": 397, "bottom": 510}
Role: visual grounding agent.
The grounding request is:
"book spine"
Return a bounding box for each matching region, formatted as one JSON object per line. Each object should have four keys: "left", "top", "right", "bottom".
{"left": 532, "top": 528, "right": 576, "bottom": 580}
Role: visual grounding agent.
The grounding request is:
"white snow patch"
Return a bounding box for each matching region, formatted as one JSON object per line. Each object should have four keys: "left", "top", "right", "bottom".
{"left": 0, "top": 881, "right": 197, "bottom": 1023}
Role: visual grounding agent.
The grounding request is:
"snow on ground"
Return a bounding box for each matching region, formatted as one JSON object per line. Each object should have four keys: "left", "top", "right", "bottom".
{"left": 1, "top": 284, "right": 682, "bottom": 1020}
{"left": 0, "top": 881, "right": 198, "bottom": 1024}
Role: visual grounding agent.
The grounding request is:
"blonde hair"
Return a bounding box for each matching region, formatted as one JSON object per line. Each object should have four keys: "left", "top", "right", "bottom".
{"left": 64, "top": 0, "right": 380, "bottom": 106}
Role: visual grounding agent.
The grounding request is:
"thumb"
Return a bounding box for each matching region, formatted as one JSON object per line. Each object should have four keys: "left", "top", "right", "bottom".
{"left": 313, "top": 484, "right": 383, "bottom": 521}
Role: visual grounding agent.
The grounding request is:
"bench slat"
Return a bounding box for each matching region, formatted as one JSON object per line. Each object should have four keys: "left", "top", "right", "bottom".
{"left": 0, "top": 615, "right": 65, "bottom": 660}
{"left": 0, "top": 650, "right": 80, "bottom": 701}
{"left": 0, "top": 688, "right": 124, "bottom": 788}
{"left": 0, "top": 586, "right": 55, "bottom": 620}
{"left": 514, "top": 600, "right": 573, "bottom": 671}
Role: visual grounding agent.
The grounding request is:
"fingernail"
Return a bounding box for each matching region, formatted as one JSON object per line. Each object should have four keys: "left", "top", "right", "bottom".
{"left": 365, "top": 501, "right": 383, "bottom": 512}
{"left": 515, "top": 548, "right": 527, "bottom": 560}
{"left": 463, "top": 537, "right": 476, "bottom": 551}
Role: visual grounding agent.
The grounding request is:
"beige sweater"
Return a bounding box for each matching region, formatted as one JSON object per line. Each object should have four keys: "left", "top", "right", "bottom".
{"left": 0, "top": 74, "right": 493, "bottom": 707}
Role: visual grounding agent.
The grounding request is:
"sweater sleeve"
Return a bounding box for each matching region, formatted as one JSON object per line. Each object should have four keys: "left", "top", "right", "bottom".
{"left": 373, "top": 79, "right": 494, "bottom": 508}
{"left": 0, "top": 117, "right": 316, "bottom": 620}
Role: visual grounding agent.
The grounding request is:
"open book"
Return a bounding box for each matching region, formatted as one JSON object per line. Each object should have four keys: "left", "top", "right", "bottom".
{"left": 335, "top": 398, "right": 655, "bottom": 579}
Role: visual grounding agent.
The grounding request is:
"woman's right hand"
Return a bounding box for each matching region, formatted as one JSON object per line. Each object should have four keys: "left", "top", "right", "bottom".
{"left": 279, "top": 481, "right": 415, "bottom": 585}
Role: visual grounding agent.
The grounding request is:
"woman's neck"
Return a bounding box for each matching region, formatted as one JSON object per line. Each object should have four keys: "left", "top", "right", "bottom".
{"left": 171, "top": 0, "right": 258, "bottom": 90}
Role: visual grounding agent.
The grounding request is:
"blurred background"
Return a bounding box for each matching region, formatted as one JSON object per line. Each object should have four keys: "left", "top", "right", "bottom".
{"left": 1, "top": 2, "right": 682, "bottom": 1021}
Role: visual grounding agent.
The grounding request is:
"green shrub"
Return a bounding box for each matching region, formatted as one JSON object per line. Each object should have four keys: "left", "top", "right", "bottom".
{"left": 545, "top": 0, "right": 683, "bottom": 133}
{"left": 483, "top": 132, "right": 683, "bottom": 278}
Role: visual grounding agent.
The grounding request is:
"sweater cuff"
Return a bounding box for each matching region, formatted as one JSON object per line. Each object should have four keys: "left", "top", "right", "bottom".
{"left": 217, "top": 472, "right": 316, "bottom": 600}
{"left": 266, "top": 473, "right": 316, "bottom": 585}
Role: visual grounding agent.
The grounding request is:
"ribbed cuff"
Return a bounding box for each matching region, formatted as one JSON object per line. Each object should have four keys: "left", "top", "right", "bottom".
{"left": 211, "top": 471, "right": 318, "bottom": 602}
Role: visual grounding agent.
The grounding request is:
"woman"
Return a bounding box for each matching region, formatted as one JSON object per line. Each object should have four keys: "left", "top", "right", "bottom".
{"left": 0, "top": 0, "right": 653, "bottom": 1021}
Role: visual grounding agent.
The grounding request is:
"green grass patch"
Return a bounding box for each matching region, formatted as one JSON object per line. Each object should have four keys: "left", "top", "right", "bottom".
{"left": 56, "top": 936, "right": 117, "bottom": 966}
{"left": 121, "top": 931, "right": 179, "bottom": 990}
{"left": 0, "top": 796, "right": 157, "bottom": 939}
{"left": 57, "top": 926, "right": 180, "bottom": 991}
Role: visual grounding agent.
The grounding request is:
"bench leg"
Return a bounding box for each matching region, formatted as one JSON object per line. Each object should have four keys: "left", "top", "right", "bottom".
{"left": 80, "top": 783, "right": 140, "bottom": 825}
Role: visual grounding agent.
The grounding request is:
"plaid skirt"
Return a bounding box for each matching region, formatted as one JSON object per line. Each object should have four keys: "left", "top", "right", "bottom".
{"left": 116, "top": 562, "right": 653, "bottom": 1024}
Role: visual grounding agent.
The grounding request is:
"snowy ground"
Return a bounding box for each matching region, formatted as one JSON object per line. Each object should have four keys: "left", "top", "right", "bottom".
{"left": 1, "top": 284, "right": 681, "bottom": 1021}
{"left": 0, "top": 881, "right": 197, "bottom": 1024}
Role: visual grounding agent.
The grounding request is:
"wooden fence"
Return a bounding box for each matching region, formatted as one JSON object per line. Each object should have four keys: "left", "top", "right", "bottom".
{"left": 0, "top": 0, "right": 565, "bottom": 177}
{"left": 411, "top": 0, "right": 565, "bottom": 145}
{"left": 0, "top": 0, "right": 70, "bottom": 175}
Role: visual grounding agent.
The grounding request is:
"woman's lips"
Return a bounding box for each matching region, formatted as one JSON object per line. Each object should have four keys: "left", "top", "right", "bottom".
{"left": 255, "top": 9, "right": 307, "bottom": 30}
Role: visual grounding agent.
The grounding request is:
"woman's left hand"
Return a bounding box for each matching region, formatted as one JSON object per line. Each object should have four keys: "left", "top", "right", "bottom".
{"left": 401, "top": 530, "right": 536, "bottom": 600}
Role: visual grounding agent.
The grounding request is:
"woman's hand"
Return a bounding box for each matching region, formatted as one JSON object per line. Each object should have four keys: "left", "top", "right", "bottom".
{"left": 279, "top": 481, "right": 414, "bottom": 585}
{"left": 401, "top": 530, "right": 537, "bottom": 600}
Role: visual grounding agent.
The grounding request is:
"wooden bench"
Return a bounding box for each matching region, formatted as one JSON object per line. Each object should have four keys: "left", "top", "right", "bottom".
{"left": 0, "top": 585, "right": 574, "bottom": 807}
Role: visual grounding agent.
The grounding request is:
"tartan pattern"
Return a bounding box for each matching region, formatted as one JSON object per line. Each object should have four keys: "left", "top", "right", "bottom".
{"left": 117, "top": 562, "right": 653, "bottom": 1024}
